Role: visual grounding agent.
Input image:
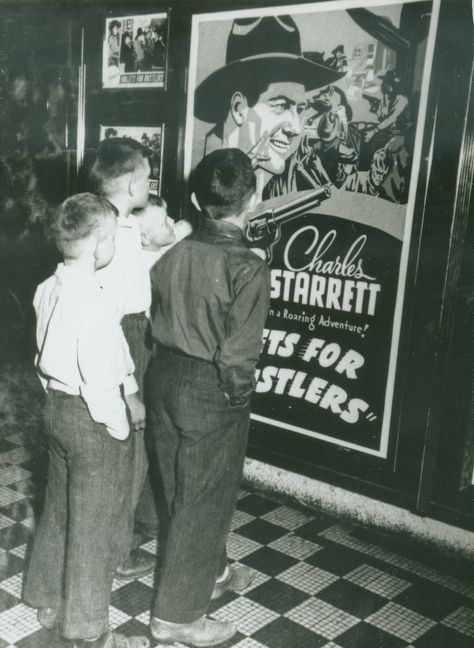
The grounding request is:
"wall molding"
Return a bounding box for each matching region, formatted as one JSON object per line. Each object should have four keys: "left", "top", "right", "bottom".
{"left": 243, "top": 458, "right": 474, "bottom": 562}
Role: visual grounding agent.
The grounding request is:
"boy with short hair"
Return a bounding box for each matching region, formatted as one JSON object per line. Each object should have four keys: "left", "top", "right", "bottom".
{"left": 88, "top": 137, "right": 155, "bottom": 579}
{"left": 24, "top": 193, "right": 149, "bottom": 648}
{"left": 147, "top": 149, "right": 271, "bottom": 646}
{"left": 133, "top": 193, "right": 192, "bottom": 267}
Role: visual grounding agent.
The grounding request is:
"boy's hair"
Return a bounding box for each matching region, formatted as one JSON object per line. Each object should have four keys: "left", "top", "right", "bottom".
{"left": 88, "top": 137, "right": 150, "bottom": 196}
{"left": 191, "top": 149, "right": 256, "bottom": 220}
{"left": 132, "top": 193, "right": 166, "bottom": 217}
{"left": 49, "top": 193, "right": 117, "bottom": 258}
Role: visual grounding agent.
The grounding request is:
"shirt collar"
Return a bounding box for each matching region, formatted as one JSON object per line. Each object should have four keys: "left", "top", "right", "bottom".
{"left": 118, "top": 213, "right": 136, "bottom": 228}
{"left": 54, "top": 262, "right": 97, "bottom": 284}
{"left": 198, "top": 217, "right": 246, "bottom": 242}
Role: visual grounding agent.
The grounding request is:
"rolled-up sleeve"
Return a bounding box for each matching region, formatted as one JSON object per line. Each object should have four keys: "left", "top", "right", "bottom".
{"left": 215, "top": 261, "right": 270, "bottom": 404}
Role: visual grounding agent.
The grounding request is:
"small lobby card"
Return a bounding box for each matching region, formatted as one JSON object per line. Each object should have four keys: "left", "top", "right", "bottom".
{"left": 103, "top": 13, "right": 168, "bottom": 88}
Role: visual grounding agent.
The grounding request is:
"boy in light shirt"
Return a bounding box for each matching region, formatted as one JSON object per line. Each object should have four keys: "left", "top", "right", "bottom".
{"left": 90, "top": 141, "right": 191, "bottom": 568}
{"left": 88, "top": 138, "right": 155, "bottom": 580}
{"left": 24, "top": 193, "right": 149, "bottom": 648}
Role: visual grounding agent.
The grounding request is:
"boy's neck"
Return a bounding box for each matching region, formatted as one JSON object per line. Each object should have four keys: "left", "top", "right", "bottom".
{"left": 64, "top": 257, "right": 96, "bottom": 274}
{"left": 107, "top": 195, "right": 132, "bottom": 219}
{"left": 222, "top": 211, "right": 249, "bottom": 232}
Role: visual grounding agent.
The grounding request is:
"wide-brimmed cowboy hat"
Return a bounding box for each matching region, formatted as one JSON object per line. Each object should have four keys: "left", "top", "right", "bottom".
{"left": 378, "top": 70, "right": 402, "bottom": 86}
{"left": 194, "top": 15, "right": 344, "bottom": 123}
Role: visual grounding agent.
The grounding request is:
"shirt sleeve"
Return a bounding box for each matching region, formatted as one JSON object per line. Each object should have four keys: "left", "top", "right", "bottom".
{"left": 123, "top": 373, "right": 139, "bottom": 396}
{"left": 215, "top": 261, "right": 271, "bottom": 404}
{"left": 76, "top": 298, "right": 131, "bottom": 440}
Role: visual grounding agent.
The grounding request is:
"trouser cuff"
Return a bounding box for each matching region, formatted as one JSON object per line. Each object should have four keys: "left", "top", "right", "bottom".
{"left": 153, "top": 606, "right": 207, "bottom": 625}
{"left": 62, "top": 614, "right": 109, "bottom": 640}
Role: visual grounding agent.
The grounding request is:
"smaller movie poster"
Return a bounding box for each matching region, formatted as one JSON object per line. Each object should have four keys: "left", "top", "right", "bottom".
{"left": 99, "top": 125, "right": 164, "bottom": 193}
{"left": 103, "top": 13, "right": 168, "bottom": 88}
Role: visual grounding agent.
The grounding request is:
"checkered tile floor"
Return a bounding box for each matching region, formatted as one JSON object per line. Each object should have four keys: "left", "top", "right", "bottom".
{"left": 0, "top": 325, "right": 473, "bottom": 647}
{"left": 0, "top": 435, "right": 473, "bottom": 648}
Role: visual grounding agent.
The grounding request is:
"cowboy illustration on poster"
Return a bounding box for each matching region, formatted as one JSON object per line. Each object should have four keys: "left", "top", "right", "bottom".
{"left": 185, "top": 1, "right": 439, "bottom": 457}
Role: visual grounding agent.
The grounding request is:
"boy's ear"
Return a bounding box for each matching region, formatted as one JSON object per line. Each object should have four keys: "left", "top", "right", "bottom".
{"left": 190, "top": 192, "right": 201, "bottom": 212}
{"left": 92, "top": 237, "right": 102, "bottom": 261}
{"left": 128, "top": 172, "right": 137, "bottom": 197}
{"left": 140, "top": 232, "right": 150, "bottom": 246}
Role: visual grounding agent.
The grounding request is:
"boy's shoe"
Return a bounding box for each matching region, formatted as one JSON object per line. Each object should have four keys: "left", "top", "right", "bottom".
{"left": 73, "top": 631, "right": 150, "bottom": 648}
{"left": 211, "top": 564, "right": 255, "bottom": 600}
{"left": 150, "top": 616, "right": 236, "bottom": 647}
{"left": 38, "top": 606, "right": 60, "bottom": 629}
{"left": 114, "top": 551, "right": 155, "bottom": 580}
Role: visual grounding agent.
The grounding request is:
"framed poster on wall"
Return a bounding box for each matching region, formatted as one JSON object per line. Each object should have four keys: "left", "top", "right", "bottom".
{"left": 102, "top": 12, "right": 168, "bottom": 88}
{"left": 184, "top": 0, "right": 440, "bottom": 459}
{"left": 99, "top": 125, "right": 164, "bottom": 193}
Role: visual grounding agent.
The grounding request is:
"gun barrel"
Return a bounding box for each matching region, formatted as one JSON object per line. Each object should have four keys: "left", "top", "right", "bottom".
{"left": 272, "top": 185, "right": 331, "bottom": 222}
{"left": 363, "top": 93, "right": 380, "bottom": 105}
{"left": 247, "top": 186, "right": 332, "bottom": 244}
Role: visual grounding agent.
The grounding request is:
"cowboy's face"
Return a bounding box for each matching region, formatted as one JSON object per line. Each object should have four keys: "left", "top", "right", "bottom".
{"left": 232, "top": 82, "right": 306, "bottom": 176}
{"left": 369, "top": 162, "right": 388, "bottom": 187}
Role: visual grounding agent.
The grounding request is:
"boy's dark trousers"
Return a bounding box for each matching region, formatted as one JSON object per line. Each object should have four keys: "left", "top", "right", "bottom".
{"left": 147, "top": 345, "right": 250, "bottom": 623}
{"left": 121, "top": 312, "right": 158, "bottom": 544}
{"left": 24, "top": 390, "right": 134, "bottom": 639}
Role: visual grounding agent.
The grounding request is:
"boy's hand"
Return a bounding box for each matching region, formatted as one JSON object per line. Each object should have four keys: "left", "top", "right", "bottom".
{"left": 223, "top": 391, "right": 250, "bottom": 409}
{"left": 125, "top": 393, "right": 146, "bottom": 431}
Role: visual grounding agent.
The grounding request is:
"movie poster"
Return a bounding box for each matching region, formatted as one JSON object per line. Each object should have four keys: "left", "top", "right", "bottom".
{"left": 184, "top": 0, "right": 440, "bottom": 457}
{"left": 99, "top": 125, "right": 163, "bottom": 193}
{"left": 102, "top": 13, "right": 168, "bottom": 88}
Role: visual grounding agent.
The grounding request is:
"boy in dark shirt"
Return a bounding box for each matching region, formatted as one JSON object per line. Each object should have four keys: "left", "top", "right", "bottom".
{"left": 148, "top": 149, "right": 270, "bottom": 646}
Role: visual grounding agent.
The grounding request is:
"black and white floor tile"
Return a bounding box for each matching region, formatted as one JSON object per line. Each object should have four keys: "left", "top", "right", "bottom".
{"left": 0, "top": 426, "right": 473, "bottom": 648}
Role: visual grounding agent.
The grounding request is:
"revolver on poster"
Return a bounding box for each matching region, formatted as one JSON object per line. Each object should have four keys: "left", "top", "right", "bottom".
{"left": 246, "top": 185, "right": 331, "bottom": 262}
{"left": 362, "top": 93, "right": 381, "bottom": 114}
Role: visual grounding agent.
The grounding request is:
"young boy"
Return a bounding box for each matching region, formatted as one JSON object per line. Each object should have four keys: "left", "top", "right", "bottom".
{"left": 129, "top": 194, "right": 192, "bottom": 536}
{"left": 133, "top": 193, "right": 192, "bottom": 268}
{"left": 88, "top": 138, "right": 155, "bottom": 580}
{"left": 24, "top": 193, "right": 149, "bottom": 648}
{"left": 147, "top": 149, "right": 271, "bottom": 646}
